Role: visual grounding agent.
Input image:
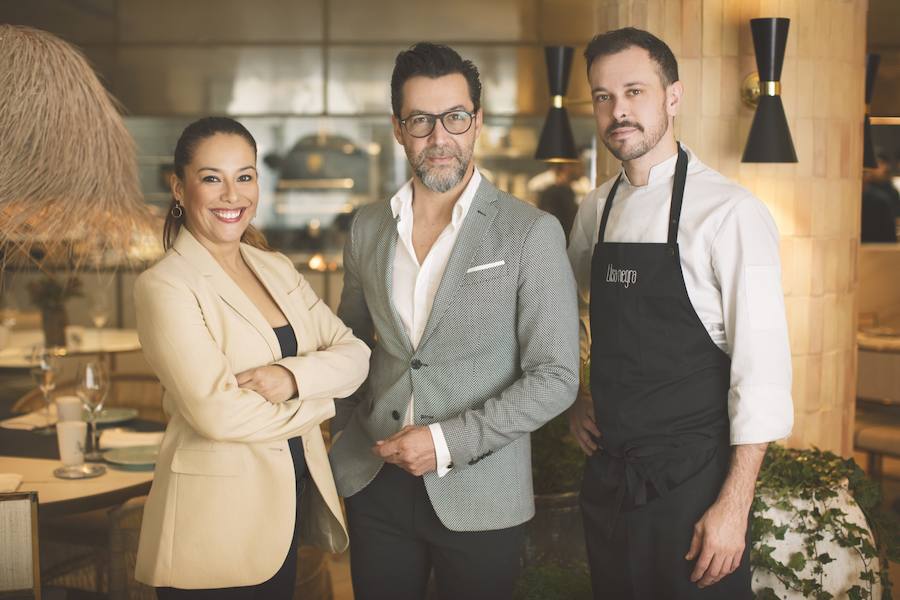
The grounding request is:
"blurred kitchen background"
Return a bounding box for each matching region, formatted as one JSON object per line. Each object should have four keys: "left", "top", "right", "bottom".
{"left": 2, "top": 0, "right": 605, "bottom": 270}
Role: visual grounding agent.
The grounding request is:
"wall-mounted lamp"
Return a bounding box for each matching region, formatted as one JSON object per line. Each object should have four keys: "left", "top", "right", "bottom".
{"left": 535, "top": 46, "right": 579, "bottom": 163}
{"left": 740, "top": 18, "right": 798, "bottom": 163}
{"left": 863, "top": 53, "right": 881, "bottom": 169}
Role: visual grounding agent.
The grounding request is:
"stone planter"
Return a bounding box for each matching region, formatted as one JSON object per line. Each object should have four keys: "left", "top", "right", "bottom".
{"left": 752, "top": 485, "right": 883, "bottom": 599}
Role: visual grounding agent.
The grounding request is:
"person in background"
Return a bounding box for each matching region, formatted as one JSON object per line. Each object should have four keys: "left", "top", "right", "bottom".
{"left": 133, "top": 117, "right": 370, "bottom": 599}
{"left": 332, "top": 43, "right": 579, "bottom": 600}
{"left": 567, "top": 28, "right": 793, "bottom": 599}
{"left": 862, "top": 153, "right": 899, "bottom": 243}
{"left": 538, "top": 182, "right": 579, "bottom": 244}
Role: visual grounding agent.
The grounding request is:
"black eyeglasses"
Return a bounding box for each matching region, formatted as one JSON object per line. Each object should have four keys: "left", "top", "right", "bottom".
{"left": 399, "top": 110, "right": 476, "bottom": 138}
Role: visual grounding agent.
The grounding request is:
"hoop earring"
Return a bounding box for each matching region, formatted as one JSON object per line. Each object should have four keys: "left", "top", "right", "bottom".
{"left": 171, "top": 202, "right": 184, "bottom": 219}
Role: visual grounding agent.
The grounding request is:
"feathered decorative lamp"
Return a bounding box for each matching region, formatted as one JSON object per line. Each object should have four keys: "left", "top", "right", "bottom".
{"left": 0, "top": 25, "right": 159, "bottom": 276}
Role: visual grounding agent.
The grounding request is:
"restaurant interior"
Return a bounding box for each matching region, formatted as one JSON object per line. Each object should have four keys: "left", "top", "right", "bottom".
{"left": 1, "top": 0, "right": 899, "bottom": 598}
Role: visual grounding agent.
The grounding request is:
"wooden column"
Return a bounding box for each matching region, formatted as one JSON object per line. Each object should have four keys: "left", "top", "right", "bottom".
{"left": 589, "top": 0, "right": 867, "bottom": 455}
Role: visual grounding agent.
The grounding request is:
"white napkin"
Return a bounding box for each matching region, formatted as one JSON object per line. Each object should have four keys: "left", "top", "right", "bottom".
{"left": 0, "top": 404, "right": 58, "bottom": 430}
{"left": 99, "top": 430, "right": 164, "bottom": 450}
{"left": 0, "top": 473, "right": 23, "bottom": 493}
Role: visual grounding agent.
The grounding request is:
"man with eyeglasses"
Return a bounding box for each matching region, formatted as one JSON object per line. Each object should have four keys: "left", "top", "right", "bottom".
{"left": 331, "top": 42, "right": 579, "bottom": 600}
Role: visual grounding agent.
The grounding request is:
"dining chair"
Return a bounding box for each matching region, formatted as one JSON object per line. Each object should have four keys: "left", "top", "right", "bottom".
{"left": 12, "top": 372, "right": 166, "bottom": 423}
{"left": 0, "top": 491, "right": 41, "bottom": 599}
{"left": 108, "top": 496, "right": 154, "bottom": 600}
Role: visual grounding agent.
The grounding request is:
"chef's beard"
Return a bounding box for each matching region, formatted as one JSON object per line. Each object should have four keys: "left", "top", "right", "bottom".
{"left": 602, "top": 101, "right": 670, "bottom": 162}
{"left": 409, "top": 143, "right": 472, "bottom": 193}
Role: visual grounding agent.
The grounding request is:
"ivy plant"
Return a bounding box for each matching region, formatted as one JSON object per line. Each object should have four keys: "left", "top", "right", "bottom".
{"left": 751, "top": 445, "right": 900, "bottom": 600}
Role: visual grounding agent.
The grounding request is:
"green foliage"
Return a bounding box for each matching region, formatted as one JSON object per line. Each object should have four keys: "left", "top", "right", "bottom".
{"left": 531, "top": 412, "right": 586, "bottom": 495}
{"left": 26, "top": 275, "right": 82, "bottom": 310}
{"left": 752, "top": 445, "right": 899, "bottom": 600}
{"left": 514, "top": 563, "right": 592, "bottom": 600}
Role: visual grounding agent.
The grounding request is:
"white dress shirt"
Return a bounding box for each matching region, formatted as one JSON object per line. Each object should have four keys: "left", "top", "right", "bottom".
{"left": 567, "top": 146, "right": 793, "bottom": 445}
{"left": 391, "top": 169, "right": 483, "bottom": 477}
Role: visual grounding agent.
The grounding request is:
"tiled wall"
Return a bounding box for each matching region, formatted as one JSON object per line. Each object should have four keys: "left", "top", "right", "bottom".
{"left": 1, "top": 0, "right": 601, "bottom": 118}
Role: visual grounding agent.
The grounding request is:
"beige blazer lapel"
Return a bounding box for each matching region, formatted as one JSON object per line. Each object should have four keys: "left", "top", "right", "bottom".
{"left": 172, "top": 228, "right": 282, "bottom": 360}
{"left": 241, "top": 246, "right": 315, "bottom": 355}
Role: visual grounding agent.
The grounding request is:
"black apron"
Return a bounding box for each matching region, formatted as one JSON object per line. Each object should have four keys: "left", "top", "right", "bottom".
{"left": 580, "top": 145, "right": 752, "bottom": 600}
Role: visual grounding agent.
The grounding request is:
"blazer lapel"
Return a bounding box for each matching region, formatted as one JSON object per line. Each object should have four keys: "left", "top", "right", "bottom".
{"left": 417, "top": 179, "right": 499, "bottom": 349}
{"left": 374, "top": 205, "right": 414, "bottom": 355}
{"left": 172, "top": 229, "right": 282, "bottom": 360}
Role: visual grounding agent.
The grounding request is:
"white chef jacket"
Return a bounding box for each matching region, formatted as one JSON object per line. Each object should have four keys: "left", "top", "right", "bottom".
{"left": 567, "top": 146, "right": 793, "bottom": 445}
{"left": 390, "top": 169, "right": 483, "bottom": 476}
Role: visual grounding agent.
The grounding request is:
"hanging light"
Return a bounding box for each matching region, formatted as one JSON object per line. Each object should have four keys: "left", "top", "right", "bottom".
{"left": 535, "top": 46, "right": 579, "bottom": 163}
{"left": 863, "top": 53, "right": 881, "bottom": 169}
{"left": 741, "top": 18, "right": 798, "bottom": 163}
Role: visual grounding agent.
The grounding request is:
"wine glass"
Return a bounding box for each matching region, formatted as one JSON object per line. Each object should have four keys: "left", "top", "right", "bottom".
{"left": 29, "top": 347, "right": 57, "bottom": 434}
{"left": 77, "top": 361, "right": 109, "bottom": 461}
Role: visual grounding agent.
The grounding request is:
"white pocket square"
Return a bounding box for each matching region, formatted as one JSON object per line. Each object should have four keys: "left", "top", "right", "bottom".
{"left": 466, "top": 260, "right": 505, "bottom": 273}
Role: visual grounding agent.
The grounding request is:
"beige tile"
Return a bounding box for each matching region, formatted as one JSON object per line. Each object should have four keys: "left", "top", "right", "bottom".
{"left": 328, "top": 0, "right": 538, "bottom": 42}
{"left": 117, "top": 0, "right": 323, "bottom": 42}
{"left": 0, "top": 0, "right": 116, "bottom": 43}
{"left": 115, "top": 46, "right": 325, "bottom": 116}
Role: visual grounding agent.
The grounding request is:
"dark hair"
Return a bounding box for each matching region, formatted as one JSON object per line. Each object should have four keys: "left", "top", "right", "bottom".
{"left": 163, "top": 116, "right": 269, "bottom": 251}
{"left": 584, "top": 27, "right": 679, "bottom": 87}
{"left": 390, "top": 42, "right": 482, "bottom": 117}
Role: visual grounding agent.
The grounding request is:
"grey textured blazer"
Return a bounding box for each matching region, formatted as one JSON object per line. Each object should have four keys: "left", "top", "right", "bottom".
{"left": 332, "top": 176, "right": 580, "bottom": 532}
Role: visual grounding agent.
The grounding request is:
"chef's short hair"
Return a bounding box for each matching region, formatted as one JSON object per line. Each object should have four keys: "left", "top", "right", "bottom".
{"left": 391, "top": 42, "right": 482, "bottom": 117}
{"left": 584, "top": 28, "right": 679, "bottom": 87}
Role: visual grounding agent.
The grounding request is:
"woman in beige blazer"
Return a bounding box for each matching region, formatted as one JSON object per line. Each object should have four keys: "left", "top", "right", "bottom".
{"left": 133, "top": 117, "right": 369, "bottom": 598}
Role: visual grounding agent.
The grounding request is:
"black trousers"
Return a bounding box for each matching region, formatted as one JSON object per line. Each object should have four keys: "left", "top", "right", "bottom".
{"left": 346, "top": 464, "right": 524, "bottom": 600}
{"left": 580, "top": 447, "right": 752, "bottom": 600}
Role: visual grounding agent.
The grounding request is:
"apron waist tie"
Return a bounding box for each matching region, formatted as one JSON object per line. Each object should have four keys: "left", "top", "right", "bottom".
{"left": 600, "top": 434, "right": 726, "bottom": 536}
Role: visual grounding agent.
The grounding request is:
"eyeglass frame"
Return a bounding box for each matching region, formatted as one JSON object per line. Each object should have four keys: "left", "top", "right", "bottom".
{"left": 397, "top": 109, "right": 478, "bottom": 138}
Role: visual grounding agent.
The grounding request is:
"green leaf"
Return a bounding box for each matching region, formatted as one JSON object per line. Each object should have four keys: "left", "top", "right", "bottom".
{"left": 787, "top": 552, "right": 807, "bottom": 571}
{"left": 755, "top": 588, "right": 782, "bottom": 600}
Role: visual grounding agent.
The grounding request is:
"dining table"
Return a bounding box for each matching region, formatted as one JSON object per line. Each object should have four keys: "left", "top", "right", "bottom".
{"left": 0, "top": 328, "right": 141, "bottom": 370}
{"left": 0, "top": 419, "right": 163, "bottom": 517}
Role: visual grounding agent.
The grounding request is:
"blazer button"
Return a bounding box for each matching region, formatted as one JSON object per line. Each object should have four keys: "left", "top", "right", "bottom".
{"left": 410, "top": 359, "right": 423, "bottom": 370}
{"left": 391, "top": 410, "right": 401, "bottom": 420}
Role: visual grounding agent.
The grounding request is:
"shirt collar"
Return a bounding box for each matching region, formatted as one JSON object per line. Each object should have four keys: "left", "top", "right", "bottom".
{"left": 619, "top": 144, "right": 694, "bottom": 188}
{"left": 390, "top": 168, "right": 482, "bottom": 230}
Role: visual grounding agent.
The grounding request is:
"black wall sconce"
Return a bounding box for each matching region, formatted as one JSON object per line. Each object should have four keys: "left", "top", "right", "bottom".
{"left": 535, "top": 46, "right": 579, "bottom": 163}
{"left": 863, "top": 53, "right": 880, "bottom": 169}
{"left": 741, "top": 18, "right": 798, "bottom": 163}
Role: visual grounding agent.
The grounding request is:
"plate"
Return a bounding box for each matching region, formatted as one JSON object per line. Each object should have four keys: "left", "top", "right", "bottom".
{"left": 103, "top": 445, "right": 159, "bottom": 469}
{"left": 83, "top": 407, "right": 139, "bottom": 425}
{"left": 54, "top": 463, "right": 107, "bottom": 479}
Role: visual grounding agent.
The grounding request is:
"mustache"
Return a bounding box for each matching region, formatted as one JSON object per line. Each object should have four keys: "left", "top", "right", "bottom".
{"left": 421, "top": 145, "right": 461, "bottom": 160}
{"left": 606, "top": 121, "right": 644, "bottom": 136}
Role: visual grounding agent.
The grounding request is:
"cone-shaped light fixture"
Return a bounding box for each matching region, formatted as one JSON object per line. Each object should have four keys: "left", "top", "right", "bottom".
{"left": 863, "top": 53, "right": 881, "bottom": 169}
{"left": 741, "top": 18, "right": 798, "bottom": 163}
{"left": 535, "top": 46, "right": 578, "bottom": 163}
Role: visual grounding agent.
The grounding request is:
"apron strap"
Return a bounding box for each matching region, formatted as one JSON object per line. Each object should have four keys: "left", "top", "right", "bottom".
{"left": 597, "top": 173, "right": 623, "bottom": 243}
{"left": 666, "top": 144, "right": 689, "bottom": 246}
{"left": 597, "top": 143, "right": 689, "bottom": 246}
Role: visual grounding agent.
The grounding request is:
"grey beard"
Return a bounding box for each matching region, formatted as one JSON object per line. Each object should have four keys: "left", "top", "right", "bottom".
{"left": 411, "top": 149, "right": 470, "bottom": 193}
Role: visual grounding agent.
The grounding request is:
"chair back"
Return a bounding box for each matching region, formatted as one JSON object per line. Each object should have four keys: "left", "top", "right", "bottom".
{"left": 0, "top": 491, "right": 40, "bottom": 598}
{"left": 108, "top": 496, "right": 154, "bottom": 600}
